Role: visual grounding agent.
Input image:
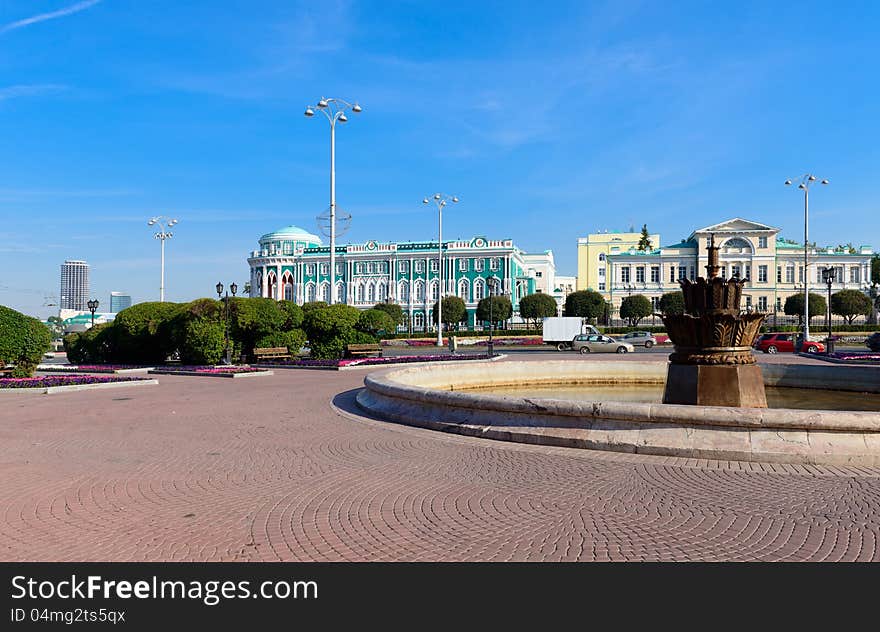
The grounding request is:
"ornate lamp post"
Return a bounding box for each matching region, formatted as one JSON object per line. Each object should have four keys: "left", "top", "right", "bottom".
{"left": 215, "top": 281, "right": 238, "bottom": 364}
{"left": 822, "top": 267, "right": 836, "bottom": 353}
{"left": 785, "top": 175, "right": 829, "bottom": 346}
{"left": 305, "top": 97, "right": 362, "bottom": 305}
{"left": 86, "top": 299, "right": 99, "bottom": 328}
{"left": 422, "top": 193, "right": 459, "bottom": 346}
{"left": 147, "top": 216, "right": 179, "bottom": 302}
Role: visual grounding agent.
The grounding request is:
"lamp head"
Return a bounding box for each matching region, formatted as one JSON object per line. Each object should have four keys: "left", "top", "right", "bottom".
{"left": 808, "top": 175, "right": 816, "bottom": 181}
{"left": 452, "top": 196, "right": 459, "bottom": 203}
{"left": 433, "top": 194, "right": 441, "bottom": 200}
{"left": 821, "top": 179, "right": 829, "bottom": 185}
{"left": 169, "top": 219, "right": 178, "bottom": 226}
{"left": 338, "top": 113, "right": 348, "bottom": 123}
{"left": 784, "top": 180, "right": 792, "bottom": 186}
{"left": 147, "top": 219, "right": 156, "bottom": 225}
{"left": 216, "top": 282, "right": 224, "bottom": 296}
{"left": 352, "top": 103, "right": 362, "bottom": 113}
{"left": 422, "top": 198, "right": 429, "bottom": 204}
{"left": 317, "top": 99, "right": 328, "bottom": 108}
{"left": 304, "top": 107, "right": 315, "bottom": 117}
{"left": 230, "top": 282, "right": 238, "bottom": 296}
{"left": 798, "top": 183, "right": 806, "bottom": 190}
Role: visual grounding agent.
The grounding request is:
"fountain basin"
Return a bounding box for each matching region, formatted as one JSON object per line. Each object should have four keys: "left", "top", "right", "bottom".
{"left": 356, "top": 361, "right": 880, "bottom": 466}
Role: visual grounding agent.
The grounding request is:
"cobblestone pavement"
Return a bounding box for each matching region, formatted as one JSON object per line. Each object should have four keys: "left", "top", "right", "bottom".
{"left": 2, "top": 354, "right": 879, "bottom": 561}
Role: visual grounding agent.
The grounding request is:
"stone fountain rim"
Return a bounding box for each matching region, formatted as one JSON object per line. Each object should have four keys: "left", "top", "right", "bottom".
{"left": 363, "top": 360, "right": 880, "bottom": 433}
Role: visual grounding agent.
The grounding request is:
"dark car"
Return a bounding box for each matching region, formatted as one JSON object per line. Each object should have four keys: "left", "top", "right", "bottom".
{"left": 754, "top": 333, "right": 825, "bottom": 354}
{"left": 867, "top": 333, "right": 880, "bottom": 352}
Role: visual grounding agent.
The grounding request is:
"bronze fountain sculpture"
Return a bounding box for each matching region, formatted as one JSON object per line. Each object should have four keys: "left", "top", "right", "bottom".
{"left": 662, "top": 234, "right": 768, "bottom": 407}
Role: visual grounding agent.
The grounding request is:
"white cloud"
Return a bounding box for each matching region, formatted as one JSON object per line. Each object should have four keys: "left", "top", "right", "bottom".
{"left": 1, "top": 0, "right": 103, "bottom": 34}
{"left": 0, "top": 84, "right": 67, "bottom": 101}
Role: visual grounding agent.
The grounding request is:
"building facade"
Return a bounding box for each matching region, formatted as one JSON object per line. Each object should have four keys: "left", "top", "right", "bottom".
{"left": 247, "top": 225, "right": 543, "bottom": 330}
{"left": 60, "top": 260, "right": 89, "bottom": 311}
{"left": 589, "top": 218, "right": 874, "bottom": 320}
{"left": 576, "top": 229, "right": 661, "bottom": 294}
{"left": 110, "top": 292, "right": 132, "bottom": 313}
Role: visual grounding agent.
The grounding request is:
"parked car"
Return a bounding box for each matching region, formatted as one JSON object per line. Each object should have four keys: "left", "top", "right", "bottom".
{"left": 618, "top": 331, "right": 658, "bottom": 348}
{"left": 866, "top": 332, "right": 880, "bottom": 352}
{"left": 571, "top": 334, "right": 635, "bottom": 354}
{"left": 753, "top": 333, "right": 825, "bottom": 354}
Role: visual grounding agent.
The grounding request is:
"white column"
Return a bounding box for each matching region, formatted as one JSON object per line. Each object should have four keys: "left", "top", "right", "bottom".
{"left": 261, "top": 265, "right": 268, "bottom": 297}
{"left": 276, "top": 264, "right": 282, "bottom": 300}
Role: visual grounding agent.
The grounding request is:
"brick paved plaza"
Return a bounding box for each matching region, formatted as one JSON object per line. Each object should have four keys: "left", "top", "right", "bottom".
{"left": 2, "top": 353, "right": 879, "bottom": 562}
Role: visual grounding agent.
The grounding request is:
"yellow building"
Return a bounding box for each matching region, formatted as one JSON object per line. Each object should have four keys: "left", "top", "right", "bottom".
{"left": 576, "top": 229, "right": 661, "bottom": 297}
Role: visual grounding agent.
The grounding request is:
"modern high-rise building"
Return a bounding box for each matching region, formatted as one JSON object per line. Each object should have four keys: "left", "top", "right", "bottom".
{"left": 109, "top": 292, "right": 132, "bottom": 313}
{"left": 60, "top": 260, "right": 90, "bottom": 311}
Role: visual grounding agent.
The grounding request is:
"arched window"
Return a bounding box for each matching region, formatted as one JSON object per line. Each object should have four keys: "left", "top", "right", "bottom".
{"left": 267, "top": 271, "right": 277, "bottom": 299}
{"left": 398, "top": 281, "right": 410, "bottom": 303}
{"left": 306, "top": 283, "right": 316, "bottom": 302}
{"left": 321, "top": 282, "right": 330, "bottom": 303}
{"left": 430, "top": 281, "right": 439, "bottom": 301}
{"left": 367, "top": 283, "right": 376, "bottom": 303}
{"left": 721, "top": 237, "right": 752, "bottom": 253}
{"left": 413, "top": 312, "right": 425, "bottom": 330}
{"left": 599, "top": 253, "right": 606, "bottom": 262}
{"left": 255, "top": 272, "right": 263, "bottom": 297}
{"left": 474, "top": 279, "right": 485, "bottom": 301}
{"left": 378, "top": 282, "right": 387, "bottom": 302}
{"left": 414, "top": 281, "right": 425, "bottom": 302}
{"left": 336, "top": 282, "right": 346, "bottom": 303}
{"left": 458, "top": 279, "right": 469, "bottom": 301}
{"left": 357, "top": 283, "right": 365, "bottom": 303}
{"left": 281, "top": 271, "right": 294, "bottom": 301}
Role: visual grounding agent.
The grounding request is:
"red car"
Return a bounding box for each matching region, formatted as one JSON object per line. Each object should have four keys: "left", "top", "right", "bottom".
{"left": 754, "top": 333, "right": 825, "bottom": 354}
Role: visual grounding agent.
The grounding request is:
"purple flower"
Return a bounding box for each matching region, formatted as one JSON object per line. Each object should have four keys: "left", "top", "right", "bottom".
{"left": 0, "top": 375, "right": 149, "bottom": 389}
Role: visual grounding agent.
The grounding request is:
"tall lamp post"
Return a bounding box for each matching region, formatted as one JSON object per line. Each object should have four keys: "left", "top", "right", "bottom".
{"left": 215, "top": 281, "right": 238, "bottom": 365}
{"left": 423, "top": 193, "right": 459, "bottom": 346}
{"left": 487, "top": 278, "right": 500, "bottom": 358}
{"left": 147, "top": 216, "right": 179, "bottom": 302}
{"left": 87, "top": 299, "right": 99, "bottom": 328}
{"left": 822, "top": 267, "right": 835, "bottom": 353}
{"left": 785, "top": 175, "right": 829, "bottom": 345}
{"left": 305, "top": 97, "right": 362, "bottom": 305}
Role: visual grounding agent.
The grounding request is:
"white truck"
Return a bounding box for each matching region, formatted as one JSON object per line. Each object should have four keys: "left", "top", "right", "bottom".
{"left": 542, "top": 317, "right": 601, "bottom": 351}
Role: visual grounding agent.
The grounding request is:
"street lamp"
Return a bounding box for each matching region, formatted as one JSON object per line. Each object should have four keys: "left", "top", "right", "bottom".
{"left": 785, "top": 174, "right": 829, "bottom": 345}
{"left": 147, "top": 216, "right": 179, "bottom": 302}
{"left": 215, "top": 281, "right": 238, "bottom": 364}
{"left": 822, "top": 266, "right": 836, "bottom": 353}
{"left": 86, "top": 299, "right": 99, "bottom": 328}
{"left": 423, "top": 193, "right": 460, "bottom": 346}
{"left": 487, "top": 278, "right": 501, "bottom": 358}
{"left": 305, "top": 97, "right": 362, "bottom": 305}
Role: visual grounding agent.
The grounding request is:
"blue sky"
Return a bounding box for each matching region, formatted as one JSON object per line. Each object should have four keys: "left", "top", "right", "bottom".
{"left": 1, "top": 0, "right": 878, "bottom": 317}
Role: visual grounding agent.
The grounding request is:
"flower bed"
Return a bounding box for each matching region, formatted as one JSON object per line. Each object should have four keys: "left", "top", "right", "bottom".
{"left": 384, "top": 336, "right": 543, "bottom": 347}
{"left": 259, "top": 353, "right": 495, "bottom": 370}
{"left": 147, "top": 366, "right": 273, "bottom": 378}
{"left": 826, "top": 352, "right": 880, "bottom": 363}
{"left": 0, "top": 375, "right": 155, "bottom": 393}
{"left": 38, "top": 364, "right": 153, "bottom": 374}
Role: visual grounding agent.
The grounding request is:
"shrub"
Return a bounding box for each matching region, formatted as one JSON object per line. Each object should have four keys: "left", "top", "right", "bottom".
{"left": 518, "top": 293, "right": 558, "bottom": 328}
{"left": 279, "top": 301, "right": 304, "bottom": 329}
{"left": 254, "top": 329, "right": 307, "bottom": 355}
{"left": 431, "top": 296, "right": 467, "bottom": 326}
{"left": 179, "top": 319, "right": 226, "bottom": 365}
{"left": 659, "top": 291, "right": 685, "bottom": 316}
{"left": 831, "top": 290, "right": 872, "bottom": 325}
{"left": 113, "top": 302, "right": 181, "bottom": 363}
{"left": 476, "top": 295, "right": 513, "bottom": 326}
{"left": 0, "top": 305, "right": 52, "bottom": 377}
{"left": 228, "top": 297, "right": 287, "bottom": 355}
{"left": 63, "top": 322, "right": 116, "bottom": 364}
{"left": 357, "top": 309, "right": 396, "bottom": 336}
{"left": 783, "top": 293, "right": 826, "bottom": 324}
{"left": 619, "top": 294, "right": 653, "bottom": 326}
{"left": 302, "top": 303, "right": 365, "bottom": 359}
{"left": 372, "top": 302, "right": 404, "bottom": 326}
{"left": 564, "top": 290, "right": 605, "bottom": 319}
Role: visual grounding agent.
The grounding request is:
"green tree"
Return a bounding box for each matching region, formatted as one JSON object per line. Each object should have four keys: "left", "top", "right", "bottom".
{"left": 431, "top": 296, "right": 468, "bottom": 329}
{"left": 831, "top": 290, "right": 872, "bottom": 325}
{"left": 783, "top": 293, "right": 827, "bottom": 325}
{"left": 564, "top": 290, "right": 605, "bottom": 320}
{"left": 518, "top": 293, "right": 558, "bottom": 329}
{"left": 278, "top": 300, "right": 304, "bottom": 329}
{"left": 113, "top": 301, "right": 181, "bottom": 363}
{"left": 638, "top": 224, "right": 653, "bottom": 251}
{"left": 871, "top": 254, "right": 880, "bottom": 286}
{"left": 64, "top": 322, "right": 116, "bottom": 364}
{"left": 619, "top": 294, "right": 653, "bottom": 326}
{"left": 372, "top": 302, "right": 404, "bottom": 327}
{"left": 476, "top": 295, "right": 513, "bottom": 327}
{"left": 0, "top": 305, "right": 52, "bottom": 377}
{"left": 179, "top": 319, "right": 226, "bottom": 365}
{"left": 658, "top": 291, "right": 685, "bottom": 316}
{"left": 46, "top": 315, "right": 64, "bottom": 340}
{"left": 357, "top": 309, "right": 396, "bottom": 337}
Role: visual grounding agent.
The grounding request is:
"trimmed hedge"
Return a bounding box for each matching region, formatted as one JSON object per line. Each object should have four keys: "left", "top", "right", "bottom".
{"left": 254, "top": 329, "right": 307, "bottom": 355}
{"left": 113, "top": 302, "right": 182, "bottom": 363}
{"left": 0, "top": 305, "right": 52, "bottom": 377}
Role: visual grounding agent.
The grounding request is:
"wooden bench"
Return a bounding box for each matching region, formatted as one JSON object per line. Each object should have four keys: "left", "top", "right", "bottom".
{"left": 253, "top": 346, "right": 291, "bottom": 361}
{"left": 345, "top": 343, "right": 382, "bottom": 358}
{"left": 0, "top": 366, "right": 14, "bottom": 378}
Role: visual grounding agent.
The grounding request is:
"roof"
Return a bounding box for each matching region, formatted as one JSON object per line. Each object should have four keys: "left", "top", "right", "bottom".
{"left": 661, "top": 239, "right": 697, "bottom": 250}
{"left": 260, "top": 225, "right": 322, "bottom": 244}
{"left": 690, "top": 218, "right": 779, "bottom": 236}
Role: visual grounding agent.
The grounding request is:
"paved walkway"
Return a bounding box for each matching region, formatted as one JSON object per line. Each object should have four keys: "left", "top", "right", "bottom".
{"left": 2, "top": 354, "right": 879, "bottom": 561}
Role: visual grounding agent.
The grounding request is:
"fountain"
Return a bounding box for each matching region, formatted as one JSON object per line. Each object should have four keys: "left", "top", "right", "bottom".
{"left": 661, "top": 234, "right": 767, "bottom": 407}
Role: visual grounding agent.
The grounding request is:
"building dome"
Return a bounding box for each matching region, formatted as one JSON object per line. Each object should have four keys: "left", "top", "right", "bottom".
{"left": 259, "top": 225, "right": 322, "bottom": 248}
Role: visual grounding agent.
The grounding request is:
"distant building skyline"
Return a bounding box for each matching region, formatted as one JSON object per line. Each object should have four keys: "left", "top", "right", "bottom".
{"left": 109, "top": 292, "right": 132, "bottom": 313}
{"left": 60, "top": 260, "right": 89, "bottom": 312}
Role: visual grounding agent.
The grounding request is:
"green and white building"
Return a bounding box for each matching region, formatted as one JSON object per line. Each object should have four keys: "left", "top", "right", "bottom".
{"left": 247, "top": 225, "right": 552, "bottom": 330}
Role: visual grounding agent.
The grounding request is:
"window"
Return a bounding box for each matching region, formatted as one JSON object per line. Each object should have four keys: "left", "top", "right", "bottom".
{"left": 430, "top": 259, "right": 439, "bottom": 272}
{"left": 490, "top": 258, "right": 500, "bottom": 271}
{"left": 758, "top": 296, "right": 768, "bottom": 311}
{"left": 307, "top": 264, "right": 316, "bottom": 276}
{"left": 776, "top": 297, "right": 782, "bottom": 312}
{"left": 731, "top": 264, "right": 741, "bottom": 279}
{"left": 850, "top": 267, "right": 860, "bottom": 283}
{"left": 798, "top": 266, "right": 804, "bottom": 283}
{"left": 621, "top": 267, "right": 631, "bottom": 283}
{"left": 651, "top": 296, "right": 659, "bottom": 311}
{"left": 357, "top": 284, "right": 365, "bottom": 303}
{"left": 670, "top": 266, "right": 676, "bottom": 283}
{"left": 777, "top": 266, "right": 782, "bottom": 283}
{"left": 459, "top": 259, "right": 468, "bottom": 272}
{"left": 678, "top": 266, "right": 687, "bottom": 281}
{"left": 458, "top": 279, "right": 469, "bottom": 301}
{"left": 689, "top": 266, "right": 695, "bottom": 281}
{"left": 356, "top": 263, "right": 364, "bottom": 274}
{"left": 758, "top": 265, "right": 768, "bottom": 283}
{"left": 321, "top": 283, "right": 330, "bottom": 303}
{"left": 336, "top": 282, "right": 345, "bottom": 302}
{"left": 378, "top": 283, "right": 387, "bottom": 301}
{"left": 413, "top": 312, "right": 424, "bottom": 330}
{"left": 367, "top": 263, "right": 374, "bottom": 274}
{"left": 306, "top": 283, "right": 316, "bottom": 302}
{"left": 415, "top": 281, "right": 425, "bottom": 301}
{"left": 399, "top": 281, "right": 410, "bottom": 303}
{"left": 598, "top": 283, "right": 606, "bottom": 291}
{"left": 431, "top": 281, "right": 439, "bottom": 300}
{"left": 399, "top": 260, "right": 409, "bottom": 273}
{"left": 759, "top": 236, "right": 768, "bottom": 248}
{"left": 745, "top": 296, "right": 752, "bottom": 310}
{"left": 721, "top": 266, "right": 727, "bottom": 279}
{"left": 475, "top": 259, "right": 484, "bottom": 272}
{"left": 745, "top": 265, "right": 751, "bottom": 281}
{"left": 474, "top": 279, "right": 485, "bottom": 300}
{"left": 367, "top": 283, "right": 376, "bottom": 303}
{"left": 636, "top": 267, "right": 645, "bottom": 283}
{"left": 785, "top": 266, "right": 795, "bottom": 284}
{"left": 535, "top": 271, "right": 542, "bottom": 278}
{"left": 650, "top": 266, "right": 660, "bottom": 283}
{"left": 598, "top": 267, "right": 605, "bottom": 278}
{"left": 415, "top": 261, "right": 424, "bottom": 273}
{"left": 599, "top": 253, "right": 606, "bottom": 262}
{"left": 320, "top": 263, "right": 328, "bottom": 276}
{"left": 336, "top": 263, "right": 343, "bottom": 275}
